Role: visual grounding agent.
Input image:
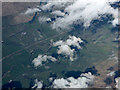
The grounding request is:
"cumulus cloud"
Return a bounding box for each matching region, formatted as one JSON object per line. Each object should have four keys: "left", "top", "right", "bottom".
{"left": 51, "top": 10, "right": 65, "bottom": 16}
{"left": 24, "top": 8, "right": 41, "bottom": 14}
{"left": 53, "top": 36, "right": 83, "bottom": 61}
{"left": 40, "top": 0, "right": 118, "bottom": 29}
{"left": 32, "top": 55, "right": 57, "bottom": 67}
{"left": 32, "top": 79, "right": 43, "bottom": 88}
{"left": 107, "top": 71, "right": 115, "bottom": 76}
{"left": 38, "top": 16, "right": 52, "bottom": 23}
{"left": 58, "top": 45, "right": 75, "bottom": 61}
{"left": 51, "top": 72, "right": 94, "bottom": 88}
{"left": 41, "top": 0, "right": 70, "bottom": 11}
{"left": 115, "top": 77, "right": 120, "bottom": 89}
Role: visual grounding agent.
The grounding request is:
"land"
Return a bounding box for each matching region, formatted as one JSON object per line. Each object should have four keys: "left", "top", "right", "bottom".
{"left": 2, "top": 2, "right": 119, "bottom": 88}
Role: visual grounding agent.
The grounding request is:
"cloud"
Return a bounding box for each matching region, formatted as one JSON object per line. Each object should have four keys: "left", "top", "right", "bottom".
{"left": 53, "top": 36, "right": 83, "bottom": 61}
{"left": 115, "top": 77, "right": 120, "bottom": 89}
{"left": 32, "top": 72, "right": 94, "bottom": 88}
{"left": 24, "top": 8, "right": 41, "bottom": 14}
{"left": 66, "top": 36, "right": 83, "bottom": 49}
{"left": 40, "top": 0, "right": 118, "bottom": 29}
{"left": 38, "top": 16, "right": 51, "bottom": 23}
{"left": 32, "top": 55, "right": 57, "bottom": 67}
{"left": 51, "top": 72, "right": 94, "bottom": 88}
{"left": 41, "top": 0, "right": 70, "bottom": 11}
{"left": 107, "top": 71, "right": 115, "bottom": 76}
{"left": 32, "top": 79, "right": 43, "bottom": 88}
{"left": 57, "top": 45, "right": 75, "bottom": 61}
{"left": 51, "top": 10, "right": 65, "bottom": 16}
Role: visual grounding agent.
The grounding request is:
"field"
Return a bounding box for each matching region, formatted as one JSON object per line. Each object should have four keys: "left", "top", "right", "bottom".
{"left": 2, "top": 11, "right": 118, "bottom": 87}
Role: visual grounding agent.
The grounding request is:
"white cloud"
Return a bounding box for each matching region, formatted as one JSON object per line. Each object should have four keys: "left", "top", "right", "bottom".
{"left": 53, "top": 36, "right": 83, "bottom": 61}
{"left": 66, "top": 36, "right": 83, "bottom": 49}
{"left": 115, "top": 77, "right": 120, "bottom": 89}
{"left": 32, "top": 55, "right": 57, "bottom": 67}
{"left": 32, "top": 72, "right": 94, "bottom": 88}
{"left": 41, "top": 0, "right": 70, "bottom": 11}
{"left": 24, "top": 8, "right": 41, "bottom": 14}
{"left": 57, "top": 45, "right": 75, "bottom": 61}
{"left": 38, "top": 16, "right": 50, "bottom": 23}
{"left": 107, "top": 71, "right": 115, "bottom": 76}
{"left": 32, "top": 79, "right": 43, "bottom": 88}
{"left": 51, "top": 10, "right": 65, "bottom": 16}
{"left": 40, "top": 0, "right": 118, "bottom": 29}
{"left": 51, "top": 72, "right": 94, "bottom": 88}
